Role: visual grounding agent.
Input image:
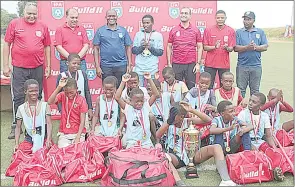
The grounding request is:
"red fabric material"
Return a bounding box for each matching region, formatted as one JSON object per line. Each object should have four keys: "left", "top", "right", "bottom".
{"left": 101, "top": 146, "right": 176, "bottom": 186}
{"left": 4, "top": 18, "right": 51, "bottom": 68}
{"left": 87, "top": 135, "right": 122, "bottom": 154}
{"left": 276, "top": 129, "right": 293, "bottom": 147}
{"left": 54, "top": 23, "right": 89, "bottom": 60}
{"left": 56, "top": 92, "right": 88, "bottom": 134}
{"left": 226, "top": 150, "right": 273, "bottom": 184}
{"left": 194, "top": 122, "right": 211, "bottom": 140}
{"left": 168, "top": 23, "right": 202, "bottom": 64}
{"left": 203, "top": 25, "right": 236, "bottom": 69}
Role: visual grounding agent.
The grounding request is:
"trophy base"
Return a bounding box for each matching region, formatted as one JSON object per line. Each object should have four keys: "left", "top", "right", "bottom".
{"left": 185, "top": 165, "right": 199, "bottom": 179}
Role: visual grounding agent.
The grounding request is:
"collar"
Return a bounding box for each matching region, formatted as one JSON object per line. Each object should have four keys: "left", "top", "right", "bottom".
{"left": 215, "top": 24, "right": 227, "bottom": 30}
{"left": 242, "top": 26, "right": 258, "bottom": 32}
{"left": 220, "top": 87, "right": 233, "bottom": 93}
{"left": 179, "top": 22, "right": 192, "bottom": 29}
{"left": 140, "top": 29, "right": 156, "bottom": 33}
{"left": 106, "top": 24, "right": 119, "bottom": 31}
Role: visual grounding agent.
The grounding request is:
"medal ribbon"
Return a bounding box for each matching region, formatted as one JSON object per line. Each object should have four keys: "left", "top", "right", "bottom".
{"left": 144, "top": 31, "right": 153, "bottom": 48}
{"left": 105, "top": 95, "right": 114, "bottom": 122}
{"left": 66, "top": 94, "right": 77, "bottom": 127}
{"left": 28, "top": 101, "right": 39, "bottom": 132}
{"left": 138, "top": 110, "right": 146, "bottom": 137}
{"left": 68, "top": 71, "right": 78, "bottom": 81}
{"left": 250, "top": 111, "right": 261, "bottom": 140}
{"left": 155, "top": 97, "right": 163, "bottom": 118}
{"left": 269, "top": 106, "right": 277, "bottom": 131}
{"left": 221, "top": 118, "right": 232, "bottom": 148}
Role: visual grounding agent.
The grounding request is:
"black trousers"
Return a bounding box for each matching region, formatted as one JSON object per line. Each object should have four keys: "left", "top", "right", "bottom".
{"left": 172, "top": 63, "right": 196, "bottom": 90}
{"left": 204, "top": 66, "right": 230, "bottom": 89}
{"left": 11, "top": 66, "right": 44, "bottom": 124}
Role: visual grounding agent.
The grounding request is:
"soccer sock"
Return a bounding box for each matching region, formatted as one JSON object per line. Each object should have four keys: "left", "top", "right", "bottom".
{"left": 216, "top": 160, "right": 230, "bottom": 181}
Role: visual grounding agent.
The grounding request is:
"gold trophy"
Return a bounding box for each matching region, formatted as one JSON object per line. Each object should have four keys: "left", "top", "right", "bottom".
{"left": 183, "top": 121, "right": 200, "bottom": 178}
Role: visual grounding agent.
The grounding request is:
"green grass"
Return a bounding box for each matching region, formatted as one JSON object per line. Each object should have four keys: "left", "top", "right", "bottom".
{"left": 0, "top": 41, "right": 294, "bottom": 186}
{"left": 262, "top": 27, "right": 294, "bottom": 42}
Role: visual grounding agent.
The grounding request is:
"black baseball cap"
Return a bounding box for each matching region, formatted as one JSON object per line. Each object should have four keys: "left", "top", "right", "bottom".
{"left": 242, "top": 11, "right": 255, "bottom": 19}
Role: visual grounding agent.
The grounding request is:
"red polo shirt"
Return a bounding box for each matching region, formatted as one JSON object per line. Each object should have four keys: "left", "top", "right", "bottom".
{"left": 203, "top": 25, "right": 236, "bottom": 69}
{"left": 54, "top": 23, "right": 89, "bottom": 60}
{"left": 168, "top": 23, "right": 202, "bottom": 64}
{"left": 56, "top": 92, "right": 88, "bottom": 134}
{"left": 4, "top": 18, "right": 51, "bottom": 68}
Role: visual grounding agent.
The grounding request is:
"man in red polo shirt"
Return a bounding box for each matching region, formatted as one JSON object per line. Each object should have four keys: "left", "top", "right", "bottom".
{"left": 54, "top": 8, "right": 89, "bottom": 73}
{"left": 203, "top": 10, "right": 236, "bottom": 89}
{"left": 167, "top": 7, "right": 203, "bottom": 89}
{"left": 3, "top": 2, "right": 51, "bottom": 139}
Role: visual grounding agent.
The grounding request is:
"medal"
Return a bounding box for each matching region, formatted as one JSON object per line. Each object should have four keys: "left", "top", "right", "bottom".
{"left": 108, "top": 121, "right": 112, "bottom": 127}
{"left": 250, "top": 111, "right": 261, "bottom": 143}
{"left": 66, "top": 123, "right": 71, "bottom": 128}
{"left": 142, "top": 49, "right": 151, "bottom": 57}
{"left": 105, "top": 95, "right": 114, "bottom": 128}
{"left": 173, "top": 147, "right": 177, "bottom": 153}
{"left": 137, "top": 109, "right": 147, "bottom": 141}
{"left": 66, "top": 94, "right": 77, "bottom": 129}
{"left": 32, "top": 129, "right": 36, "bottom": 135}
{"left": 143, "top": 133, "right": 147, "bottom": 140}
{"left": 155, "top": 98, "right": 164, "bottom": 122}
{"left": 28, "top": 101, "right": 39, "bottom": 136}
{"left": 226, "top": 146, "right": 231, "bottom": 152}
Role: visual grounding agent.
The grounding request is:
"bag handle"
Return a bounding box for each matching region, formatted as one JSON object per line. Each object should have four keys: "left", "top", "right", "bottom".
{"left": 121, "top": 161, "right": 148, "bottom": 180}
{"left": 258, "top": 163, "right": 262, "bottom": 184}
{"left": 239, "top": 151, "right": 258, "bottom": 165}
{"left": 240, "top": 165, "right": 245, "bottom": 185}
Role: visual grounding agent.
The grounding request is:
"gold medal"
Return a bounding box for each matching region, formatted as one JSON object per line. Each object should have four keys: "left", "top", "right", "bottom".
{"left": 173, "top": 147, "right": 177, "bottom": 153}
{"left": 108, "top": 121, "right": 112, "bottom": 127}
{"left": 32, "top": 129, "right": 36, "bottom": 135}
{"left": 226, "top": 146, "right": 231, "bottom": 152}
{"left": 143, "top": 49, "right": 151, "bottom": 56}
{"left": 66, "top": 123, "right": 71, "bottom": 128}
{"left": 143, "top": 134, "right": 147, "bottom": 140}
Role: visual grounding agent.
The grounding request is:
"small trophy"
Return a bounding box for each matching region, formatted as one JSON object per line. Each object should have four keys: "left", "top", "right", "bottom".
{"left": 183, "top": 121, "right": 200, "bottom": 178}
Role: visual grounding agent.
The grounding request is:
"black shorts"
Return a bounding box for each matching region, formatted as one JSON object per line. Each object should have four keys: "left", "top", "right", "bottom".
{"left": 168, "top": 148, "right": 186, "bottom": 169}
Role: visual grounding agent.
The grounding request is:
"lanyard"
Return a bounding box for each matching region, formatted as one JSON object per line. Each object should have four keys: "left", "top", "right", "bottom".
{"left": 144, "top": 31, "right": 153, "bottom": 46}
{"left": 137, "top": 110, "right": 146, "bottom": 137}
{"left": 250, "top": 111, "right": 261, "bottom": 140}
{"left": 167, "top": 81, "right": 176, "bottom": 93}
{"left": 221, "top": 118, "right": 232, "bottom": 148}
{"left": 68, "top": 71, "right": 78, "bottom": 81}
{"left": 66, "top": 94, "right": 77, "bottom": 126}
{"left": 27, "top": 101, "right": 39, "bottom": 131}
{"left": 105, "top": 95, "right": 114, "bottom": 122}
{"left": 269, "top": 105, "right": 277, "bottom": 130}
{"left": 155, "top": 97, "right": 163, "bottom": 117}
{"left": 220, "top": 88, "right": 235, "bottom": 102}
{"left": 197, "top": 85, "right": 207, "bottom": 112}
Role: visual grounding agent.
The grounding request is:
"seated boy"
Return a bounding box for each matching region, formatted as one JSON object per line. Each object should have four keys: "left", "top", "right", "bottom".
{"left": 115, "top": 72, "right": 159, "bottom": 148}
{"left": 15, "top": 79, "right": 53, "bottom": 154}
{"left": 156, "top": 102, "right": 237, "bottom": 186}
{"left": 210, "top": 100, "right": 252, "bottom": 154}
{"left": 237, "top": 92, "right": 276, "bottom": 150}
{"left": 48, "top": 78, "right": 88, "bottom": 148}
{"left": 260, "top": 89, "right": 293, "bottom": 132}
{"left": 215, "top": 72, "right": 247, "bottom": 113}
{"left": 162, "top": 67, "right": 188, "bottom": 102}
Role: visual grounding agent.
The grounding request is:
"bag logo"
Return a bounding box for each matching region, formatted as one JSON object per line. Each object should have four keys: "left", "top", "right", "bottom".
{"left": 243, "top": 170, "right": 265, "bottom": 178}
{"left": 169, "top": 2, "right": 180, "bottom": 19}
{"left": 111, "top": 1, "right": 123, "bottom": 18}
{"left": 51, "top": 1, "right": 65, "bottom": 20}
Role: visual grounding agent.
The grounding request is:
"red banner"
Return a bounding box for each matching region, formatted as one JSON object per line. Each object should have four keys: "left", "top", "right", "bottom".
{"left": 38, "top": 1, "right": 217, "bottom": 119}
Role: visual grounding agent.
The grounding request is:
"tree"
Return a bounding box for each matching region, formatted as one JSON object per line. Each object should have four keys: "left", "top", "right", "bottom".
{"left": 17, "top": 1, "right": 36, "bottom": 17}
{"left": 1, "top": 9, "right": 18, "bottom": 35}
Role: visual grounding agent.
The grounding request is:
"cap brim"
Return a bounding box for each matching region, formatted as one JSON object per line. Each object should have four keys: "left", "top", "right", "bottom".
{"left": 242, "top": 15, "right": 254, "bottom": 19}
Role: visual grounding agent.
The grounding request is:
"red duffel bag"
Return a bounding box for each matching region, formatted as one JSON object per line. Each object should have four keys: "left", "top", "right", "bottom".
{"left": 226, "top": 150, "right": 273, "bottom": 184}
{"left": 63, "top": 150, "right": 106, "bottom": 183}
{"left": 264, "top": 147, "right": 294, "bottom": 174}
{"left": 101, "top": 145, "right": 175, "bottom": 186}
{"left": 5, "top": 150, "right": 32, "bottom": 177}
{"left": 87, "top": 135, "right": 122, "bottom": 154}
{"left": 276, "top": 129, "right": 293, "bottom": 147}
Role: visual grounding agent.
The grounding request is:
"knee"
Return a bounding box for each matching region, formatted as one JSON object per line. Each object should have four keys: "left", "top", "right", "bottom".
{"left": 212, "top": 144, "right": 223, "bottom": 153}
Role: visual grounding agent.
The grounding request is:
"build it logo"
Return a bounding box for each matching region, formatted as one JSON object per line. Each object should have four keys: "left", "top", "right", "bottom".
{"left": 111, "top": 1, "right": 123, "bottom": 18}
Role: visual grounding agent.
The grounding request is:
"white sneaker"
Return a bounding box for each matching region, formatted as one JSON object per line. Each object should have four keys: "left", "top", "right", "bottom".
{"left": 219, "top": 180, "right": 238, "bottom": 186}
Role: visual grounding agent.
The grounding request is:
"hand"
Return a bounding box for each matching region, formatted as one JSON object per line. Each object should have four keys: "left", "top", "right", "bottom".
{"left": 14, "top": 144, "right": 19, "bottom": 152}
{"left": 96, "top": 67, "right": 103, "bottom": 78}
{"left": 228, "top": 123, "right": 237, "bottom": 131}
{"left": 248, "top": 41, "right": 256, "bottom": 50}
{"left": 58, "top": 77, "right": 68, "bottom": 88}
{"left": 205, "top": 104, "right": 216, "bottom": 112}
{"left": 200, "top": 59, "right": 205, "bottom": 65}
{"left": 45, "top": 66, "right": 51, "bottom": 79}
{"left": 223, "top": 43, "right": 229, "bottom": 51}
{"left": 143, "top": 72, "right": 152, "bottom": 80}
{"left": 237, "top": 128, "right": 244, "bottom": 136}
{"left": 88, "top": 109, "right": 93, "bottom": 121}
{"left": 167, "top": 107, "right": 178, "bottom": 125}
{"left": 180, "top": 101, "right": 194, "bottom": 112}
{"left": 89, "top": 130, "right": 94, "bottom": 136}
{"left": 127, "top": 65, "right": 132, "bottom": 73}
{"left": 122, "top": 73, "right": 131, "bottom": 82}
{"left": 240, "top": 98, "right": 248, "bottom": 108}
{"left": 193, "top": 63, "right": 200, "bottom": 74}
{"left": 154, "top": 71, "right": 160, "bottom": 80}
{"left": 117, "top": 128, "right": 123, "bottom": 137}
{"left": 276, "top": 90, "right": 283, "bottom": 101}
{"left": 140, "top": 39, "right": 146, "bottom": 47}
{"left": 215, "top": 40, "right": 221, "bottom": 49}
{"left": 3, "top": 65, "right": 11, "bottom": 77}
{"left": 45, "top": 139, "right": 52, "bottom": 149}
{"left": 74, "top": 137, "right": 80, "bottom": 144}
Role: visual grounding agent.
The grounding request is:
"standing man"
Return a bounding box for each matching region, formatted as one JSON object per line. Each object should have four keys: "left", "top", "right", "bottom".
{"left": 167, "top": 7, "right": 203, "bottom": 90}
{"left": 3, "top": 2, "right": 51, "bottom": 139}
{"left": 203, "top": 10, "right": 236, "bottom": 89}
{"left": 132, "top": 14, "right": 164, "bottom": 86}
{"left": 93, "top": 9, "right": 132, "bottom": 86}
{"left": 234, "top": 11, "right": 268, "bottom": 97}
{"left": 54, "top": 8, "right": 89, "bottom": 73}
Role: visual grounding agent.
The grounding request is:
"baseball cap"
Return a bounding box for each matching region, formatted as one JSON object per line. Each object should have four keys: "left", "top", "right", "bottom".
{"left": 242, "top": 11, "right": 255, "bottom": 19}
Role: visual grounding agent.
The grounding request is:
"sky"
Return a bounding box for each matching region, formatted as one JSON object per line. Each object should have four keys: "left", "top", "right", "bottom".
{"left": 1, "top": 1, "right": 293, "bottom": 29}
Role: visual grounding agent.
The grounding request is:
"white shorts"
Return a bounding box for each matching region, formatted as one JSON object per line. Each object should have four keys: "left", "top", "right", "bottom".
{"left": 57, "top": 132, "right": 85, "bottom": 148}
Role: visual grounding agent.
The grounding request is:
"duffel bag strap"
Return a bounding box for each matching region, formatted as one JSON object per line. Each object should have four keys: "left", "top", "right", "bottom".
{"left": 121, "top": 161, "right": 148, "bottom": 180}
{"left": 240, "top": 165, "right": 245, "bottom": 185}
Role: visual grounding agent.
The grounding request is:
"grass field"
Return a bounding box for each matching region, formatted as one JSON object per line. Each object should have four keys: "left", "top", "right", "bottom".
{"left": 0, "top": 41, "right": 294, "bottom": 186}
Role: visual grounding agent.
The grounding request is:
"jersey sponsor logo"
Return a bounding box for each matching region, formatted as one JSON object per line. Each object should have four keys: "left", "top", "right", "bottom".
{"left": 72, "top": 6, "right": 103, "bottom": 14}
{"left": 168, "top": 2, "right": 180, "bottom": 19}
{"left": 111, "top": 1, "right": 123, "bottom": 18}
{"left": 51, "top": 1, "right": 64, "bottom": 20}
{"left": 129, "top": 6, "right": 159, "bottom": 13}
{"left": 82, "top": 23, "right": 95, "bottom": 41}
